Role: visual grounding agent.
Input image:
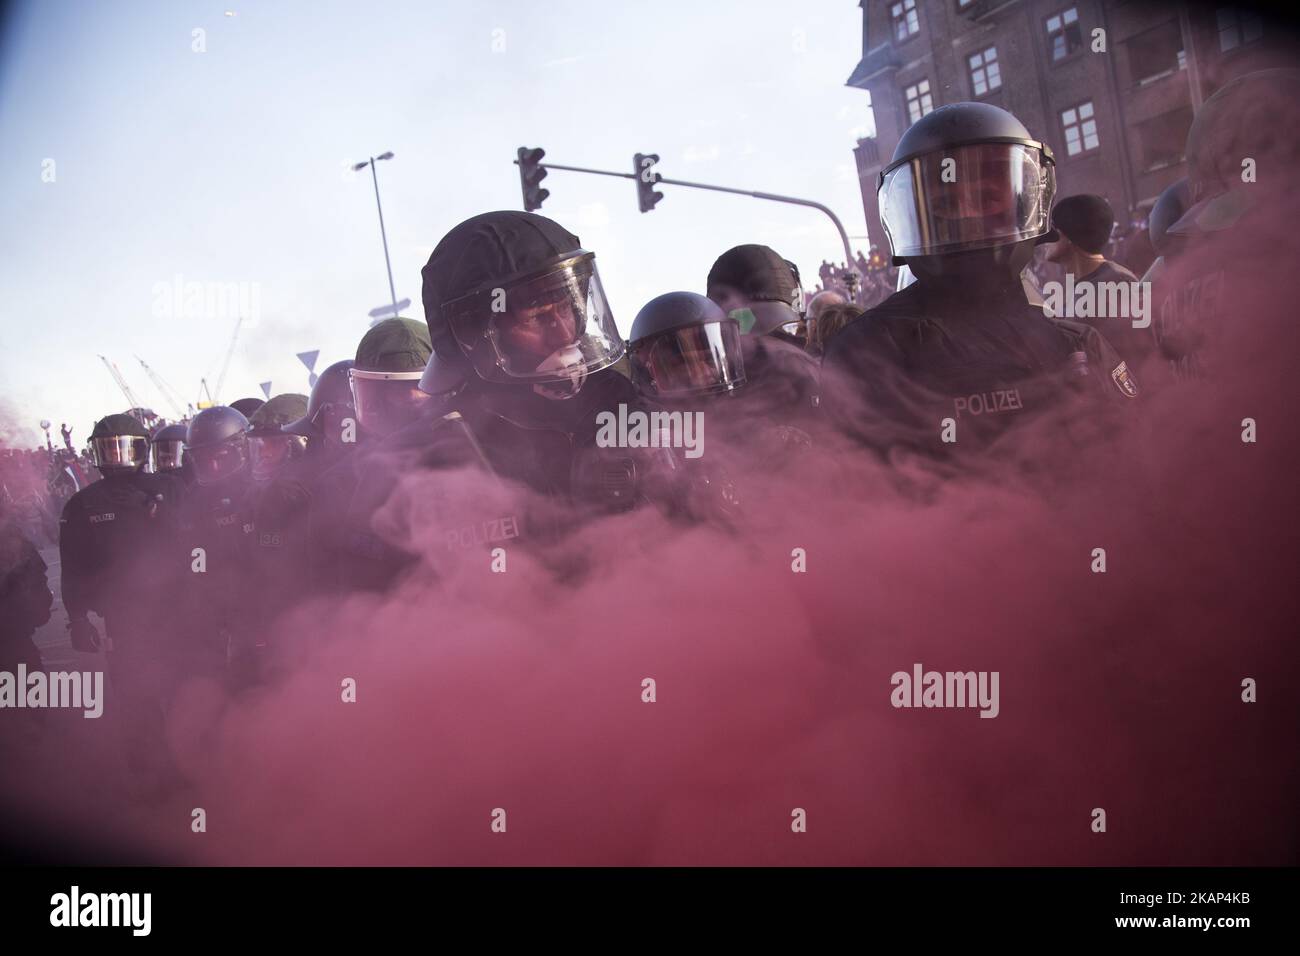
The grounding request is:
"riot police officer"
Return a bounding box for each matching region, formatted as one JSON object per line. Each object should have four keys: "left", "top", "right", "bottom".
{"left": 415, "top": 210, "right": 657, "bottom": 509}
{"left": 349, "top": 319, "right": 437, "bottom": 441}
{"left": 283, "top": 359, "right": 357, "bottom": 472}
{"left": 236, "top": 394, "right": 310, "bottom": 682}
{"left": 247, "top": 394, "right": 309, "bottom": 484}
{"left": 1140, "top": 178, "right": 1191, "bottom": 288}
{"left": 177, "top": 406, "right": 258, "bottom": 687}
{"left": 628, "top": 291, "right": 747, "bottom": 401}
{"left": 704, "top": 244, "right": 821, "bottom": 427}
{"left": 149, "top": 422, "right": 193, "bottom": 485}
{"left": 280, "top": 360, "right": 360, "bottom": 592}
{"left": 319, "top": 319, "right": 438, "bottom": 592}
{"left": 1149, "top": 69, "right": 1300, "bottom": 383}
{"left": 58, "top": 414, "right": 182, "bottom": 772}
{"left": 60, "top": 414, "right": 181, "bottom": 651}
{"left": 329, "top": 211, "right": 675, "bottom": 591}
{"left": 822, "top": 102, "right": 1138, "bottom": 458}
{"left": 1137, "top": 177, "right": 1191, "bottom": 385}
{"left": 629, "top": 291, "right": 808, "bottom": 483}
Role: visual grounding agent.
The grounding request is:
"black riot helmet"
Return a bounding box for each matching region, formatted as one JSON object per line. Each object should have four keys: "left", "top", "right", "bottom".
{"left": 283, "top": 359, "right": 355, "bottom": 439}
{"left": 419, "top": 210, "right": 624, "bottom": 400}
{"left": 878, "top": 103, "right": 1056, "bottom": 277}
{"left": 185, "top": 406, "right": 251, "bottom": 486}
{"left": 628, "top": 292, "right": 746, "bottom": 398}
{"left": 89, "top": 414, "right": 150, "bottom": 474}
{"left": 350, "top": 318, "right": 434, "bottom": 439}
{"left": 229, "top": 397, "right": 265, "bottom": 418}
{"left": 1162, "top": 69, "right": 1300, "bottom": 241}
{"left": 247, "top": 394, "right": 309, "bottom": 481}
{"left": 1185, "top": 69, "right": 1300, "bottom": 205}
{"left": 149, "top": 422, "right": 189, "bottom": 473}
{"left": 1148, "top": 178, "right": 1191, "bottom": 257}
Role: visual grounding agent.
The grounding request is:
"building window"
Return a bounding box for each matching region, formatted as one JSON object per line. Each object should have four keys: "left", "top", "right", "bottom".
{"left": 1125, "top": 22, "right": 1185, "bottom": 87}
{"left": 1217, "top": 7, "right": 1264, "bottom": 52}
{"left": 1134, "top": 106, "right": 1193, "bottom": 173}
{"left": 1061, "top": 101, "right": 1100, "bottom": 156}
{"left": 905, "top": 79, "right": 934, "bottom": 124}
{"left": 969, "top": 47, "right": 1001, "bottom": 95}
{"left": 1046, "top": 6, "right": 1083, "bottom": 62}
{"left": 891, "top": 0, "right": 920, "bottom": 42}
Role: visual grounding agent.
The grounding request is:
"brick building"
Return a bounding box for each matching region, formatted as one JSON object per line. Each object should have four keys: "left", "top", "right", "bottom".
{"left": 846, "top": 0, "right": 1298, "bottom": 248}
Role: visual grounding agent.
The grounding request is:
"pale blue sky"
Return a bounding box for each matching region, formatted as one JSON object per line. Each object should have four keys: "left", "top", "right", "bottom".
{"left": 0, "top": 0, "right": 873, "bottom": 445}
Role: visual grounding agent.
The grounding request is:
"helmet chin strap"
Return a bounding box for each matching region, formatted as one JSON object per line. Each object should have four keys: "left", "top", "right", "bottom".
{"left": 531, "top": 344, "right": 589, "bottom": 401}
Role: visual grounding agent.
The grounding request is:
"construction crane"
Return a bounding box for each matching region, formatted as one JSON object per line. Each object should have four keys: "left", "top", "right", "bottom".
{"left": 98, "top": 355, "right": 145, "bottom": 414}
{"left": 213, "top": 314, "right": 243, "bottom": 402}
{"left": 197, "top": 315, "right": 244, "bottom": 408}
{"left": 136, "top": 355, "right": 189, "bottom": 420}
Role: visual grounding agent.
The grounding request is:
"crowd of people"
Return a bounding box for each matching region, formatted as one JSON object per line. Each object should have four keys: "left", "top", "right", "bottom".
{"left": 2, "top": 70, "right": 1297, "bottom": 792}
{"left": 0, "top": 445, "right": 92, "bottom": 547}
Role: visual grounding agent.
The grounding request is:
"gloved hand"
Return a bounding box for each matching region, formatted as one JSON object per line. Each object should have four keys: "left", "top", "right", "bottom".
{"left": 68, "top": 617, "right": 100, "bottom": 653}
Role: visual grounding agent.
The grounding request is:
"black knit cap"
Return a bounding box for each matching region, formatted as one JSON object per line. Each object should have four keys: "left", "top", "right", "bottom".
{"left": 1051, "top": 194, "right": 1114, "bottom": 254}
{"left": 706, "top": 244, "right": 799, "bottom": 304}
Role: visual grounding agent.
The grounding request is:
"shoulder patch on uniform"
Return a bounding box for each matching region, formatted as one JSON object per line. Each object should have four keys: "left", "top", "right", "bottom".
{"left": 1110, "top": 361, "right": 1139, "bottom": 398}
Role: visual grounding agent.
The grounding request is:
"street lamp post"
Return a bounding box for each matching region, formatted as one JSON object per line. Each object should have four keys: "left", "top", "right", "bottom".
{"left": 353, "top": 151, "right": 399, "bottom": 319}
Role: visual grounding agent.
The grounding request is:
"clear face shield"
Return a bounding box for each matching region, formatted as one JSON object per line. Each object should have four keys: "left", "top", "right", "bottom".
{"left": 248, "top": 434, "right": 307, "bottom": 481}
{"left": 442, "top": 253, "right": 624, "bottom": 391}
{"left": 151, "top": 440, "right": 185, "bottom": 472}
{"left": 90, "top": 436, "right": 148, "bottom": 472}
{"left": 350, "top": 369, "right": 434, "bottom": 438}
{"left": 878, "top": 142, "right": 1055, "bottom": 258}
{"left": 629, "top": 321, "right": 746, "bottom": 398}
{"left": 188, "top": 436, "right": 250, "bottom": 486}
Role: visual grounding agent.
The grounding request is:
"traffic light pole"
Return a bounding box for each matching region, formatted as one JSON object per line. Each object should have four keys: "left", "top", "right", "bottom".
{"left": 514, "top": 159, "right": 862, "bottom": 293}
{"left": 659, "top": 177, "right": 859, "bottom": 293}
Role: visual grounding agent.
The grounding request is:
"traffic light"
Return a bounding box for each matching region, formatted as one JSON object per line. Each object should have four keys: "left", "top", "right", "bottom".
{"left": 633, "top": 152, "right": 663, "bottom": 213}
{"left": 517, "top": 147, "right": 549, "bottom": 211}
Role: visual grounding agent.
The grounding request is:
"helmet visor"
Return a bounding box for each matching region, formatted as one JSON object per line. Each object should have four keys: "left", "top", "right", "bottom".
{"left": 91, "top": 436, "right": 148, "bottom": 470}
{"left": 190, "top": 437, "right": 250, "bottom": 485}
{"left": 249, "top": 434, "right": 306, "bottom": 481}
{"left": 878, "top": 142, "right": 1055, "bottom": 257}
{"left": 629, "top": 321, "right": 746, "bottom": 397}
{"left": 350, "top": 369, "right": 434, "bottom": 438}
{"left": 443, "top": 253, "right": 624, "bottom": 385}
{"left": 151, "top": 439, "right": 185, "bottom": 472}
